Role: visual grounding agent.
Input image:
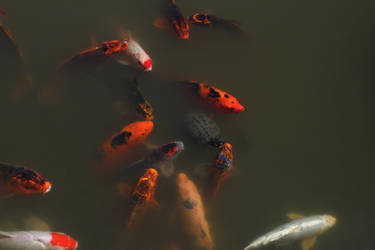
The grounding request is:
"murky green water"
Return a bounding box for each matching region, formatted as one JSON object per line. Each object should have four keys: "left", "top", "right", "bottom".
{"left": 1, "top": 0, "right": 375, "bottom": 249}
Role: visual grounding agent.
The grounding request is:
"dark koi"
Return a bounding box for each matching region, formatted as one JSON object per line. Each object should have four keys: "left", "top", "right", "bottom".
{"left": 189, "top": 13, "right": 242, "bottom": 32}
{"left": 125, "top": 78, "right": 154, "bottom": 121}
{"left": 0, "top": 162, "right": 51, "bottom": 197}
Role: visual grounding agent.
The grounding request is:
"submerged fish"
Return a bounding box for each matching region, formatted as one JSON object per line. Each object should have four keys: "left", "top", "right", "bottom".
{"left": 127, "top": 168, "right": 159, "bottom": 229}
{"left": 120, "top": 141, "right": 184, "bottom": 177}
{"left": 182, "top": 80, "right": 245, "bottom": 113}
{"left": 57, "top": 40, "right": 129, "bottom": 70}
{"left": 98, "top": 121, "right": 154, "bottom": 172}
{"left": 209, "top": 142, "right": 233, "bottom": 197}
{"left": 176, "top": 173, "right": 213, "bottom": 250}
{"left": 184, "top": 112, "right": 223, "bottom": 147}
{"left": 154, "top": 0, "right": 189, "bottom": 39}
{"left": 0, "top": 162, "right": 51, "bottom": 198}
{"left": 243, "top": 214, "right": 336, "bottom": 250}
{"left": 125, "top": 78, "right": 154, "bottom": 121}
{"left": 0, "top": 231, "right": 78, "bottom": 250}
{"left": 189, "top": 13, "right": 242, "bottom": 32}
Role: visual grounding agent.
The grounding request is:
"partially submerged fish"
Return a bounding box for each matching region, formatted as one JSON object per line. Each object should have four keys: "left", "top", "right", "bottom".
{"left": 120, "top": 141, "right": 184, "bottom": 177}
{"left": 243, "top": 214, "right": 336, "bottom": 250}
{"left": 0, "top": 9, "right": 32, "bottom": 101}
{"left": 176, "top": 173, "right": 213, "bottom": 250}
{"left": 0, "top": 231, "right": 78, "bottom": 250}
{"left": 154, "top": 0, "right": 189, "bottom": 39}
{"left": 98, "top": 121, "right": 154, "bottom": 173}
{"left": 57, "top": 39, "right": 129, "bottom": 70}
{"left": 209, "top": 142, "right": 233, "bottom": 197}
{"left": 125, "top": 78, "right": 154, "bottom": 121}
{"left": 184, "top": 112, "right": 223, "bottom": 147}
{"left": 182, "top": 80, "right": 245, "bottom": 113}
{"left": 127, "top": 168, "right": 159, "bottom": 229}
{"left": 0, "top": 162, "right": 51, "bottom": 198}
{"left": 189, "top": 13, "right": 242, "bottom": 32}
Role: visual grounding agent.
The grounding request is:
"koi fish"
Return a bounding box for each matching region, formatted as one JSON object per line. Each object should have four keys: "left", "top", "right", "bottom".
{"left": 125, "top": 78, "right": 154, "bottom": 121}
{"left": 0, "top": 162, "right": 51, "bottom": 198}
{"left": 0, "top": 10, "right": 32, "bottom": 101}
{"left": 120, "top": 141, "right": 184, "bottom": 178}
{"left": 182, "top": 80, "right": 245, "bottom": 113}
{"left": 57, "top": 40, "right": 128, "bottom": 70}
{"left": 117, "top": 35, "right": 152, "bottom": 71}
{"left": 0, "top": 231, "right": 77, "bottom": 250}
{"left": 189, "top": 13, "right": 242, "bottom": 32}
{"left": 127, "top": 168, "right": 159, "bottom": 229}
{"left": 209, "top": 142, "right": 233, "bottom": 197}
{"left": 154, "top": 0, "right": 189, "bottom": 39}
{"left": 244, "top": 214, "right": 336, "bottom": 250}
{"left": 98, "top": 121, "right": 154, "bottom": 172}
{"left": 176, "top": 173, "right": 213, "bottom": 250}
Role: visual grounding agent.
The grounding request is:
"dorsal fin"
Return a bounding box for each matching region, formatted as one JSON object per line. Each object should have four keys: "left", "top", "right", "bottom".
{"left": 287, "top": 213, "right": 304, "bottom": 220}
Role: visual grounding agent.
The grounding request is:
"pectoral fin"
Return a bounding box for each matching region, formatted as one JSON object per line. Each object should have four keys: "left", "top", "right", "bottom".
{"left": 287, "top": 213, "right": 304, "bottom": 220}
{"left": 24, "top": 216, "right": 51, "bottom": 231}
{"left": 159, "top": 160, "right": 175, "bottom": 177}
{"left": 117, "top": 183, "right": 132, "bottom": 198}
{"left": 301, "top": 236, "right": 317, "bottom": 250}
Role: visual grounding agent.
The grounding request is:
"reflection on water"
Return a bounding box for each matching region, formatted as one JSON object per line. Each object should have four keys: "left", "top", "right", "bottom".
{"left": 1, "top": 0, "right": 375, "bottom": 249}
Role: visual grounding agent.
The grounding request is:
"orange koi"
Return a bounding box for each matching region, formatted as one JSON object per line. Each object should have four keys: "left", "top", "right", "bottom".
{"left": 127, "top": 168, "right": 159, "bottom": 229}
{"left": 0, "top": 162, "right": 51, "bottom": 197}
{"left": 182, "top": 80, "right": 245, "bottom": 113}
{"left": 154, "top": 0, "right": 189, "bottom": 39}
{"left": 176, "top": 173, "right": 213, "bottom": 250}
{"left": 189, "top": 13, "right": 242, "bottom": 32}
{"left": 57, "top": 40, "right": 128, "bottom": 70}
{"left": 98, "top": 121, "right": 154, "bottom": 172}
{"left": 210, "top": 143, "right": 233, "bottom": 197}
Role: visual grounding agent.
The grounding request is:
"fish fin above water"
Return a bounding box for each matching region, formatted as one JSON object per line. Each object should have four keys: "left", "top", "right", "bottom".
{"left": 24, "top": 216, "right": 51, "bottom": 231}
{"left": 301, "top": 236, "right": 317, "bottom": 250}
{"left": 287, "top": 213, "right": 304, "bottom": 220}
{"left": 153, "top": 17, "right": 169, "bottom": 29}
{"left": 159, "top": 160, "right": 175, "bottom": 177}
{"left": 117, "top": 183, "right": 132, "bottom": 198}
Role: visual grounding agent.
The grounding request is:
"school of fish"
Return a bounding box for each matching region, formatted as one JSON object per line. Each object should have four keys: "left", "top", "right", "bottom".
{"left": 0, "top": 1, "right": 338, "bottom": 250}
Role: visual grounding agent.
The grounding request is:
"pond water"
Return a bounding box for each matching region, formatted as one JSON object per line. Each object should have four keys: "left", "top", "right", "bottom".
{"left": 0, "top": 0, "right": 375, "bottom": 249}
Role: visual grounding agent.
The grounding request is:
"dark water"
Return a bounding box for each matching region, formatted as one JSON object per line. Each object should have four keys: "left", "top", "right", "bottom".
{"left": 1, "top": 0, "right": 375, "bottom": 249}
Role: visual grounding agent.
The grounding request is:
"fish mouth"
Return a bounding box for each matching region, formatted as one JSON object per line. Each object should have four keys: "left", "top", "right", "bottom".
{"left": 43, "top": 181, "right": 52, "bottom": 194}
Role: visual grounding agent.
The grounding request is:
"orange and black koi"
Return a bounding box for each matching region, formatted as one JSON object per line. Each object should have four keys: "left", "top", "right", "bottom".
{"left": 165, "top": 0, "right": 189, "bottom": 39}
{"left": 182, "top": 80, "right": 245, "bottom": 113}
{"left": 189, "top": 13, "right": 242, "bottom": 32}
{"left": 210, "top": 143, "right": 233, "bottom": 197}
{"left": 0, "top": 162, "right": 51, "bottom": 197}
{"left": 127, "top": 168, "right": 159, "bottom": 229}
{"left": 57, "top": 40, "right": 128, "bottom": 70}
{"left": 125, "top": 78, "right": 154, "bottom": 121}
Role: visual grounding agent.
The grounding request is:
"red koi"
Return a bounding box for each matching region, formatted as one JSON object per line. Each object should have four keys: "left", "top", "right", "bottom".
{"left": 182, "top": 80, "right": 245, "bottom": 113}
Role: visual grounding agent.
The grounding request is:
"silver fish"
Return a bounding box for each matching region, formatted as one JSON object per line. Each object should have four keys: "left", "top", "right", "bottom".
{"left": 243, "top": 214, "right": 336, "bottom": 250}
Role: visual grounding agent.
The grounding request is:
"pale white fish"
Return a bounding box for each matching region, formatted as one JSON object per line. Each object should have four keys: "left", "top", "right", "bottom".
{"left": 0, "top": 231, "right": 78, "bottom": 250}
{"left": 243, "top": 214, "right": 336, "bottom": 250}
{"left": 117, "top": 35, "right": 152, "bottom": 72}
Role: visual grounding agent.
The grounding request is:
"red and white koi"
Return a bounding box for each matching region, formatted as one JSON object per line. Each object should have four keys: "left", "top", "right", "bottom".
{"left": 0, "top": 231, "right": 78, "bottom": 250}
{"left": 118, "top": 36, "right": 152, "bottom": 72}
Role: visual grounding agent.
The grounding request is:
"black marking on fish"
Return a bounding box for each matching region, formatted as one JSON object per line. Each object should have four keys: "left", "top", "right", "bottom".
{"left": 111, "top": 131, "right": 132, "bottom": 148}
{"left": 161, "top": 143, "right": 177, "bottom": 154}
{"left": 208, "top": 88, "right": 220, "bottom": 98}
{"left": 183, "top": 198, "right": 197, "bottom": 209}
{"left": 200, "top": 226, "right": 207, "bottom": 238}
{"left": 224, "top": 94, "right": 229, "bottom": 98}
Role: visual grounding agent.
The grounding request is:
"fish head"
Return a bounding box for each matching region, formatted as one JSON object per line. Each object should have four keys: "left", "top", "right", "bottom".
{"left": 322, "top": 215, "right": 337, "bottom": 229}
{"left": 120, "top": 40, "right": 129, "bottom": 51}
{"left": 144, "top": 168, "right": 159, "bottom": 182}
{"left": 50, "top": 232, "right": 78, "bottom": 250}
{"left": 160, "top": 141, "right": 184, "bottom": 160}
{"left": 7, "top": 168, "right": 51, "bottom": 195}
{"left": 172, "top": 19, "right": 189, "bottom": 39}
{"left": 143, "top": 58, "right": 152, "bottom": 71}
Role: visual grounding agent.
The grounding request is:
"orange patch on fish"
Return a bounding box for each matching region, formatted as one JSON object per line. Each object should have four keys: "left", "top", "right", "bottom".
{"left": 183, "top": 81, "right": 245, "bottom": 113}
{"left": 176, "top": 173, "right": 213, "bottom": 250}
{"left": 98, "top": 121, "right": 154, "bottom": 173}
